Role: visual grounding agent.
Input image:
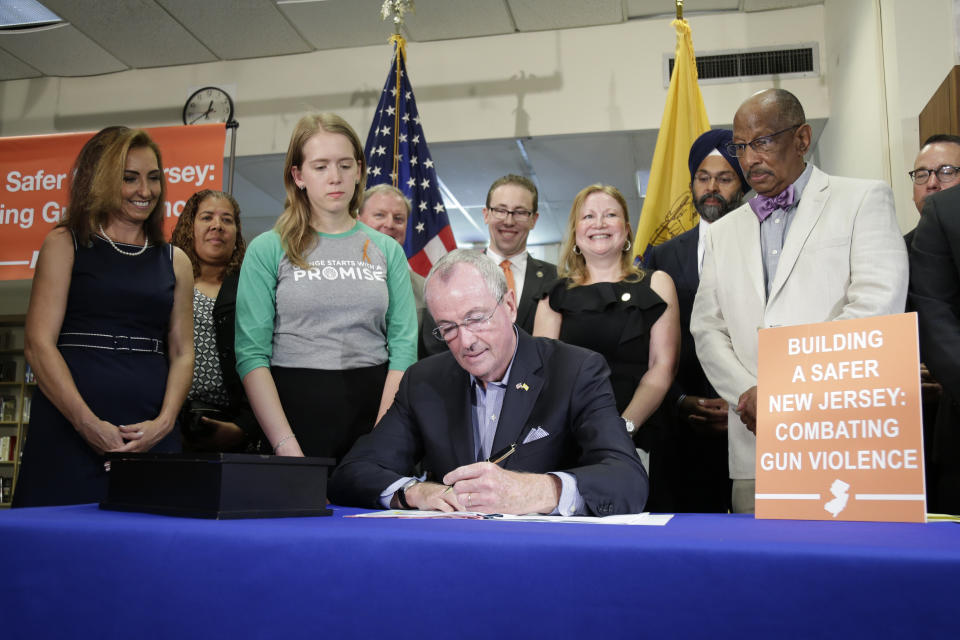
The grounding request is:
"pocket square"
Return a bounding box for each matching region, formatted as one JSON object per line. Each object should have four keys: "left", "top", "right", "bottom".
{"left": 522, "top": 426, "right": 549, "bottom": 444}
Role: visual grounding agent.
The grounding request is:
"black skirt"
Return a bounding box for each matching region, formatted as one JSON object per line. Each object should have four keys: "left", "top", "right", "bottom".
{"left": 271, "top": 363, "right": 387, "bottom": 463}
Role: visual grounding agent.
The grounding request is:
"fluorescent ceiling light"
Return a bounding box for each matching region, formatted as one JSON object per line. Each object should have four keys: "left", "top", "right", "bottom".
{"left": 0, "top": 0, "right": 62, "bottom": 30}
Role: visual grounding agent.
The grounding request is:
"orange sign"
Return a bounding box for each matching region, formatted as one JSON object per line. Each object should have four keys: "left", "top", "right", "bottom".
{"left": 756, "top": 313, "right": 925, "bottom": 523}
{"left": 0, "top": 124, "right": 226, "bottom": 281}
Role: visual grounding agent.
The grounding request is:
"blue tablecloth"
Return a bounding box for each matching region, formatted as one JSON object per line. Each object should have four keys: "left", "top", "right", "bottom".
{"left": 0, "top": 505, "right": 956, "bottom": 638}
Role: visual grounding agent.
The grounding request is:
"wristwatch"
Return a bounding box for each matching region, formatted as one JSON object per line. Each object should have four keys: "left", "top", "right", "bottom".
{"left": 623, "top": 418, "right": 637, "bottom": 435}
{"left": 395, "top": 478, "right": 419, "bottom": 509}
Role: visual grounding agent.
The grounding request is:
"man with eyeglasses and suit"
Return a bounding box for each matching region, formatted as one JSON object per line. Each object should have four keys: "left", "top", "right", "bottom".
{"left": 909, "top": 134, "right": 960, "bottom": 221}
{"left": 909, "top": 134, "right": 960, "bottom": 515}
{"left": 330, "top": 249, "right": 648, "bottom": 516}
{"left": 423, "top": 175, "right": 557, "bottom": 355}
{"left": 691, "top": 88, "right": 908, "bottom": 513}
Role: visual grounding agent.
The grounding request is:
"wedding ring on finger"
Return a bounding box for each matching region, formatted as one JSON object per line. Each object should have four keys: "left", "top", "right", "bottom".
{"left": 467, "top": 493, "right": 472, "bottom": 507}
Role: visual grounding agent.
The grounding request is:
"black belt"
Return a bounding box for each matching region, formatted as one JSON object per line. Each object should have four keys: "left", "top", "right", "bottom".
{"left": 57, "top": 332, "right": 165, "bottom": 354}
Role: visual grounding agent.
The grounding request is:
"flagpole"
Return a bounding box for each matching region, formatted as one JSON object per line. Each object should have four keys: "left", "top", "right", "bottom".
{"left": 390, "top": 34, "right": 404, "bottom": 187}
{"left": 631, "top": 3, "right": 709, "bottom": 261}
{"left": 365, "top": 0, "right": 458, "bottom": 275}
{"left": 383, "top": 1, "right": 411, "bottom": 189}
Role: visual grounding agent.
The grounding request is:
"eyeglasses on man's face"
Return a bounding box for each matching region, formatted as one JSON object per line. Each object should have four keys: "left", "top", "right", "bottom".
{"left": 693, "top": 172, "right": 739, "bottom": 187}
{"left": 725, "top": 124, "right": 803, "bottom": 158}
{"left": 431, "top": 294, "right": 504, "bottom": 342}
{"left": 909, "top": 165, "right": 960, "bottom": 186}
{"left": 487, "top": 206, "right": 534, "bottom": 222}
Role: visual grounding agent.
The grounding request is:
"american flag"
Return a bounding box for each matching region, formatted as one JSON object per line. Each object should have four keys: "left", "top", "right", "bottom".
{"left": 364, "top": 38, "right": 456, "bottom": 276}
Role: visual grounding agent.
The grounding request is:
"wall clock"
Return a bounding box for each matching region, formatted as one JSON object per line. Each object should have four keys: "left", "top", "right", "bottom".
{"left": 183, "top": 86, "right": 234, "bottom": 125}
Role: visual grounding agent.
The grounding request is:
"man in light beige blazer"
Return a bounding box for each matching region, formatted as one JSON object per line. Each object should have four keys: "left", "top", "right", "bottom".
{"left": 691, "top": 89, "right": 908, "bottom": 513}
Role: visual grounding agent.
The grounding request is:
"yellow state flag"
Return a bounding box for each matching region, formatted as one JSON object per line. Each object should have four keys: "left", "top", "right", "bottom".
{"left": 633, "top": 18, "right": 710, "bottom": 262}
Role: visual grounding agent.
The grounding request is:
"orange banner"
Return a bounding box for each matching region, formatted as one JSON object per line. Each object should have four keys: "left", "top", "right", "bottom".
{"left": 0, "top": 124, "right": 226, "bottom": 281}
{"left": 756, "top": 313, "right": 926, "bottom": 523}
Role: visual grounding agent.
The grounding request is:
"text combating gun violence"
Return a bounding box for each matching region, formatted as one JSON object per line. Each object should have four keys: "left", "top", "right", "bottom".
{"left": 762, "top": 329, "right": 915, "bottom": 472}
{"left": 755, "top": 314, "right": 925, "bottom": 522}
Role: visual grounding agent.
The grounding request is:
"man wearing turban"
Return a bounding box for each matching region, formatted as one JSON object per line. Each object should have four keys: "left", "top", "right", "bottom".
{"left": 642, "top": 128, "right": 748, "bottom": 513}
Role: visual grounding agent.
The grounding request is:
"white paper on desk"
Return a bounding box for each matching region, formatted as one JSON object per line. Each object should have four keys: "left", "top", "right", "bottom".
{"left": 495, "top": 513, "right": 673, "bottom": 525}
{"left": 347, "top": 510, "right": 490, "bottom": 519}
{"left": 347, "top": 510, "right": 673, "bottom": 525}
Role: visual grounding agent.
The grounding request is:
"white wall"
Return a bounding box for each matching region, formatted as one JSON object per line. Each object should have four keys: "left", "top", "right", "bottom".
{"left": 819, "top": 0, "right": 888, "bottom": 181}
{"left": 819, "top": 0, "right": 957, "bottom": 233}
{"left": 880, "top": 0, "right": 958, "bottom": 229}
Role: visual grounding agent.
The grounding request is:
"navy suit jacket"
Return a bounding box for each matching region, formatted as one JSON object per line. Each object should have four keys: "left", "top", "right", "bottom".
{"left": 329, "top": 330, "right": 649, "bottom": 515}
{"left": 643, "top": 227, "right": 717, "bottom": 402}
{"left": 910, "top": 186, "right": 960, "bottom": 474}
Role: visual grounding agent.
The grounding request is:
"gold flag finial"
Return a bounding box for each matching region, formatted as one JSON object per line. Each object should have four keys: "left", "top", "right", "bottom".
{"left": 676, "top": 0, "right": 683, "bottom": 20}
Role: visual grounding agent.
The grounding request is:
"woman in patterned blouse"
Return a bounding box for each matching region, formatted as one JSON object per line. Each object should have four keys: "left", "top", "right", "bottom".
{"left": 171, "top": 190, "right": 264, "bottom": 452}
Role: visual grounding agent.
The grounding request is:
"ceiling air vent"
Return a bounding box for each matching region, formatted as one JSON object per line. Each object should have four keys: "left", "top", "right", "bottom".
{"left": 665, "top": 44, "right": 820, "bottom": 87}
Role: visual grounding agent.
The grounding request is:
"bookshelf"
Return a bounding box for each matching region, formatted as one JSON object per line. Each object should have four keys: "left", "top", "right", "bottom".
{"left": 0, "top": 317, "right": 29, "bottom": 507}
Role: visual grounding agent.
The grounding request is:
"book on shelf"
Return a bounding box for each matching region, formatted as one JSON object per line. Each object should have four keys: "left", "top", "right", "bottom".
{"left": 0, "top": 359, "right": 16, "bottom": 383}
{"left": 0, "top": 435, "right": 11, "bottom": 461}
{"left": 24, "top": 363, "right": 34, "bottom": 384}
{"left": 21, "top": 394, "right": 30, "bottom": 423}
{"left": 0, "top": 476, "right": 10, "bottom": 503}
{"left": 0, "top": 395, "right": 16, "bottom": 422}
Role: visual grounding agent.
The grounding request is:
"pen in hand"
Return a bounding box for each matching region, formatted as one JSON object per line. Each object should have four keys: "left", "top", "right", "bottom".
{"left": 488, "top": 443, "right": 518, "bottom": 464}
{"left": 442, "top": 443, "right": 518, "bottom": 495}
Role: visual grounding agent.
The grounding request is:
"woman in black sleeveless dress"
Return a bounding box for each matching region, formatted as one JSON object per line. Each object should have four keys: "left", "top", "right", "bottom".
{"left": 534, "top": 184, "right": 680, "bottom": 492}
{"left": 13, "top": 127, "right": 194, "bottom": 507}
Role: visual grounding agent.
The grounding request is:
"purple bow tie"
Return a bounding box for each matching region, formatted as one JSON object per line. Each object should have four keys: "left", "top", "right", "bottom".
{"left": 749, "top": 184, "right": 796, "bottom": 222}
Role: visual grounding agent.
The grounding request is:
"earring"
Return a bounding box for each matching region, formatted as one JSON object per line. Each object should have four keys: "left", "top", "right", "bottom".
{"left": 299, "top": 184, "right": 305, "bottom": 191}
{"left": 623, "top": 239, "right": 632, "bottom": 252}
{"left": 573, "top": 245, "right": 581, "bottom": 255}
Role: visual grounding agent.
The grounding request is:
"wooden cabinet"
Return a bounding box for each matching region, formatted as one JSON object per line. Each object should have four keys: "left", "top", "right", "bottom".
{"left": 919, "top": 65, "right": 960, "bottom": 143}
{"left": 0, "top": 317, "right": 30, "bottom": 507}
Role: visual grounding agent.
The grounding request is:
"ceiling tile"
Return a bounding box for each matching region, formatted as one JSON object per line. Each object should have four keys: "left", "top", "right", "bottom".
{"left": 0, "top": 22, "right": 126, "bottom": 77}
{"left": 404, "top": 0, "right": 515, "bottom": 41}
{"left": 626, "top": 0, "right": 741, "bottom": 19}
{"left": 157, "top": 0, "right": 312, "bottom": 60}
{"left": 0, "top": 48, "right": 41, "bottom": 80}
{"left": 41, "top": 0, "right": 217, "bottom": 68}
{"left": 278, "top": 0, "right": 398, "bottom": 50}
{"left": 742, "top": 0, "right": 822, "bottom": 11}
{"left": 508, "top": 0, "right": 623, "bottom": 32}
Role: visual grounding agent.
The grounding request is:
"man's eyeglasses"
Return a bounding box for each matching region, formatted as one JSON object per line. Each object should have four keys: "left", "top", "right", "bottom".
{"left": 487, "top": 206, "right": 534, "bottom": 222}
{"left": 431, "top": 295, "right": 504, "bottom": 342}
{"left": 908, "top": 165, "right": 960, "bottom": 186}
{"left": 693, "top": 172, "right": 739, "bottom": 187}
{"left": 725, "top": 124, "right": 803, "bottom": 157}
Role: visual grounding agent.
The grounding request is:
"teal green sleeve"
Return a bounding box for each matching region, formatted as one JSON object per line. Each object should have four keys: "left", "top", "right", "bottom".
{"left": 235, "top": 230, "right": 283, "bottom": 379}
{"left": 364, "top": 226, "right": 417, "bottom": 371}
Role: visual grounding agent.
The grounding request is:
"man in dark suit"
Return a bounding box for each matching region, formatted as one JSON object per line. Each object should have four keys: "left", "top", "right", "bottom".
{"left": 423, "top": 175, "right": 557, "bottom": 355}
{"left": 910, "top": 184, "right": 960, "bottom": 515}
{"left": 330, "top": 249, "right": 648, "bottom": 515}
{"left": 642, "top": 129, "right": 748, "bottom": 512}
{"left": 904, "top": 135, "right": 960, "bottom": 510}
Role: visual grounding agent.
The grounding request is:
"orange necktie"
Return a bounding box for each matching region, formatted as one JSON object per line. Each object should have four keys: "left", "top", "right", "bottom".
{"left": 499, "top": 259, "right": 516, "bottom": 295}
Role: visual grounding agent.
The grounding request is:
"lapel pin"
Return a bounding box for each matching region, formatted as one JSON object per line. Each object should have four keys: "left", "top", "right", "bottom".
{"left": 621, "top": 292, "right": 631, "bottom": 302}
{"left": 536, "top": 270, "right": 543, "bottom": 278}
{"left": 515, "top": 382, "right": 530, "bottom": 391}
